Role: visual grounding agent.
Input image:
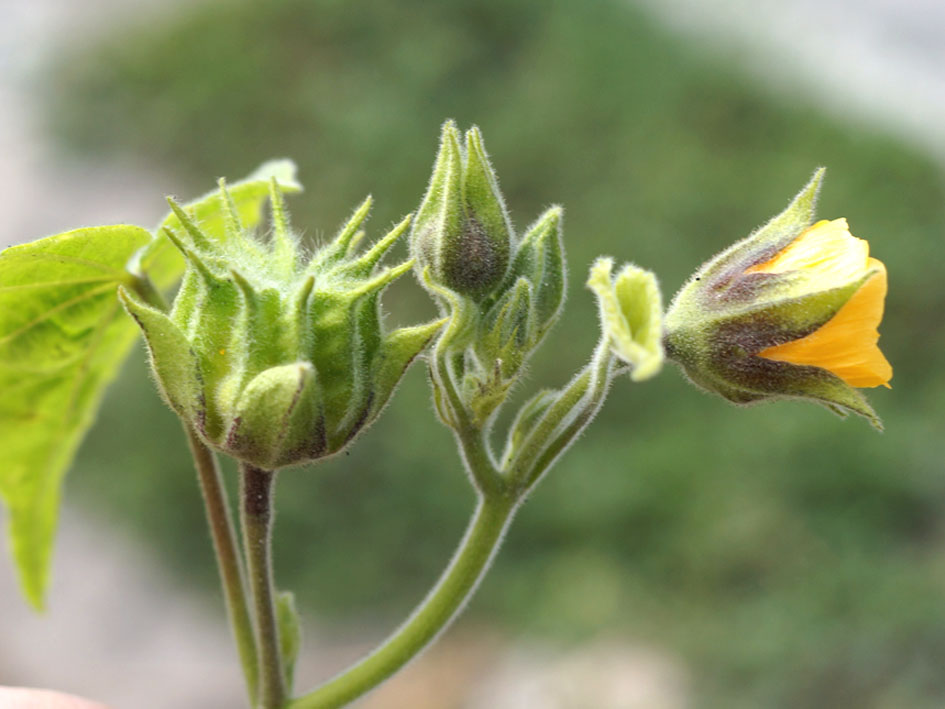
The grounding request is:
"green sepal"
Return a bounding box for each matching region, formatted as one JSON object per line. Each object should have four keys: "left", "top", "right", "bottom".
{"left": 478, "top": 277, "right": 532, "bottom": 377}
{"left": 277, "top": 590, "right": 302, "bottom": 690}
{"left": 707, "top": 271, "right": 872, "bottom": 355}
{"left": 419, "top": 266, "right": 480, "bottom": 354}
{"left": 117, "top": 286, "right": 201, "bottom": 421}
{"left": 228, "top": 363, "right": 324, "bottom": 469}
{"left": 511, "top": 206, "right": 566, "bottom": 335}
{"left": 455, "top": 126, "right": 513, "bottom": 297}
{"left": 341, "top": 214, "right": 413, "bottom": 279}
{"left": 411, "top": 122, "right": 464, "bottom": 286}
{"left": 370, "top": 318, "right": 447, "bottom": 415}
{"left": 267, "top": 178, "right": 299, "bottom": 279}
{"left": 134, "top": 159, "right": 302, "bottom": 293}
{"left": 677, "top": 353, "right": 881, "bottom": 430}
{"left": 587, "top": 257, "right": 664, "bottom": 382}
{"left": 687, "top": 168, "right": 823, "bottom": 302}
{"left": 309, "top": 196, "right": 373, "bottom": 271}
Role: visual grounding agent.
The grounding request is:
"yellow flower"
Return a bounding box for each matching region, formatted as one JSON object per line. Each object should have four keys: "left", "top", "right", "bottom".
{"left": 663, "top": 169, "right": 891, "bottom": 429}
{"left": 746, "top": 218, "right": 892, "bottom": 389}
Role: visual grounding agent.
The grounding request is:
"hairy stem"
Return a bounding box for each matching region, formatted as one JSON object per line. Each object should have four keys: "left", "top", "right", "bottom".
{"left": 287, "top": 492, "right": 517, "bottom": 709}
{"left": 240, "top": 463, "right": 287, "bottom": 709}
{"left": 186, "top": 428, "right": 259, "bottom": 703}
{"left": 430, "top": 346, "right": 503, "bottom": 495}
{"left": 506, "top": 340, "right": 614, "bottom": 490}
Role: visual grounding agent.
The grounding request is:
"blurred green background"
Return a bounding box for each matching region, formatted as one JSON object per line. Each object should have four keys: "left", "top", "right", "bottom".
{"left": 46, "top": 0, "right": 945, "bottom": 706}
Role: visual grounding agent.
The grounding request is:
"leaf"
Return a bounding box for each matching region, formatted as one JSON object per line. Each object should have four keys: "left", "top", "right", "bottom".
{"left": 0, "top": 225, "right": 151, "bottom": 608}
{"left": 0, "top": 160, "right": 301, "bottom": 609}
{"left": 134, "top": 159, "right": 302, "bottom": 292}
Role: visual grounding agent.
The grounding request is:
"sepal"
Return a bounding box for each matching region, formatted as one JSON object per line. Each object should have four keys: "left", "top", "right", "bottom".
{"left": 370, "top": 318, "right": 447, "bottom": 414}
{"left": 117, "top": 286, "right": 202, "bottom": 421}
{"left": 681, "top": 168, "right": 824, "bottom": 309}
{"left": 227, "top": 363, "right": 324, "bottom": 469}
{"left": 587, "top": 258, "right": 664, "bottom": 382}
{"left": 495, "top": 206, "right": 566, "bottom": 338}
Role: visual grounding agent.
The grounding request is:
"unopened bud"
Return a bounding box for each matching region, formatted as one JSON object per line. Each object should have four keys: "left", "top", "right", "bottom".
{"left": 410, "top": 121, "right": 513, "bottom": 300}
{"left": 121, "top": 181, "right": 442, "bottom": 469}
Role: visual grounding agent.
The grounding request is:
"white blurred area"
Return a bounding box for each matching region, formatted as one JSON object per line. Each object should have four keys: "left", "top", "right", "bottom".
{"left": 635, "top": 0, "right": 945, "bottom": 163}
{"left": 1, "top": 0, "right": 943, "bottom": 706}
{"left": 0, "top": 0, "right": 179, "bottom": 249}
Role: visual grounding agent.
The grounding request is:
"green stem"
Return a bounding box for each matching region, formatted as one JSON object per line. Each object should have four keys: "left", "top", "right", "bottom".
{"left": 288, "top": 492, "right": 517, "bottom": 709}
{"left": 240, "top": 463, "right": 287, "bottom": 709}
{"left": 431, "top": 347, "right": 503, "bottom": 496}
{"left": 506, "top": 339, "right": 614, "bottom": 490}
{"left": 186, "top": 428, "right": 259, "bottom": 703}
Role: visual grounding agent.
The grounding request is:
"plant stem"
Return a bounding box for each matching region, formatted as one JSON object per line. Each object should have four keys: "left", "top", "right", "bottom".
{"left": 186, "top": 428, "right": 259, "bottom": 703}
{"left": 430, "top": 347, "right": 504, "bottom": 496}
{"left": 506, "top": 339, "right": 614, "bottom": 490}
{"left": 287, "top": 492, "right": 517, "bottom": 709}
{"left": 240, "top": 463, "right": 287, "bottom": 709}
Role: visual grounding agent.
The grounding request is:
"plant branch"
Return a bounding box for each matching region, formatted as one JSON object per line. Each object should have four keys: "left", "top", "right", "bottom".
{"left": 505, "top": 339, "right": 615, "bottom": 491}
{"left": 186, "top": 428, "right": 259, "bottom": 703}
{"left": 287, "top": 491, "right": 517, "bottom": 709}
{"left": 240, "top": 463, "right": 287, "bottom": 709}
{"left": 430, "top": 346, "right": 504, "bottom": 496}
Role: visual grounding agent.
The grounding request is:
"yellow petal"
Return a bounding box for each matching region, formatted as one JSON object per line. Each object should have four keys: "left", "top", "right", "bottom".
{"left": 747, "top": 218, "right": 868, "bottom": 283}
{"left": 758, "top": 259, "right": 892, "bottom": 388}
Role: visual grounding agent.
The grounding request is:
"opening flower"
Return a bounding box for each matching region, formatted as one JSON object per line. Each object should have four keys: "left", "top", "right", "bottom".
{"left": 663, "top": 169, "right": 892, "bottom": 429}
{"left": 746, "top": 218, "right": 891, "bottom": 388}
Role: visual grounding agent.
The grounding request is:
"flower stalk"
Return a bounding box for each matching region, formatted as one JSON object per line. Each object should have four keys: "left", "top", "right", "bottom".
{"left": 100, "top": 125, "right": 889, "bottom": 709}
{"left": 287, "top": 492, "right": 517, "bottom": 709}
{"left": 186, "top": 428, "right": 259, "bottom": 703}
{"left": 240, "top": 463, "right": 287, "bottom": 709}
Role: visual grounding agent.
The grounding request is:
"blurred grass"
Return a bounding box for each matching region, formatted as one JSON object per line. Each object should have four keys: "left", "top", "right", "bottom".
{"left": 47, "top": 0, "right": 945, "bottom": 706}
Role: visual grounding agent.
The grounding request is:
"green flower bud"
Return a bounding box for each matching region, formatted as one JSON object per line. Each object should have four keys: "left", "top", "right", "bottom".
{"left": 410, "top": 121, "right": 513, "bottom": 300}
{"left": 586, "top": 257, "right": 664, "bottom": 382}
{"left": 411, "top": 124, "right": 569, "bottom": 426}
{"left": 663, "top": 169, "right": 891, "bottom": 429}
{"left": 492, "top": 206, "right": 566, "bottom": 336}
{"left": 120, "top": 181, "right": 442, "bottom": 469}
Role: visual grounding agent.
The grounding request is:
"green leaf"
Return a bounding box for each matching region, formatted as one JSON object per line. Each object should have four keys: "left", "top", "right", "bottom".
{"left": 0, "top": 225, "right": 151, "bottom": 608}
{"left": 133, "top": 159, "right": 302, "bottom": 292}
{"left": 0, "top": 160, "right": 302, "bottom": 609}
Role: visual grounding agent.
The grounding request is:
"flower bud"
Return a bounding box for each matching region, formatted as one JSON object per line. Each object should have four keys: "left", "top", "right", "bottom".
{"left": 411, "top": 125, "right": 569, "bottom": 426}
{"left": 120, "top": 181, "right": 442, "bottom": 469}
{"left": 460, "top": 208, "right": 568, "bottom": 425}
{"left": 473, "top": 206, "right": 567, "bottom": 373}
{"left": 410, "top": 121, "right": 513, "bottom": 300}
{"left": 496, "top": 205, "right": 566, "bottom": 338}
{"left": 664, "top": 169, "right": 892, "bottom": 428}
